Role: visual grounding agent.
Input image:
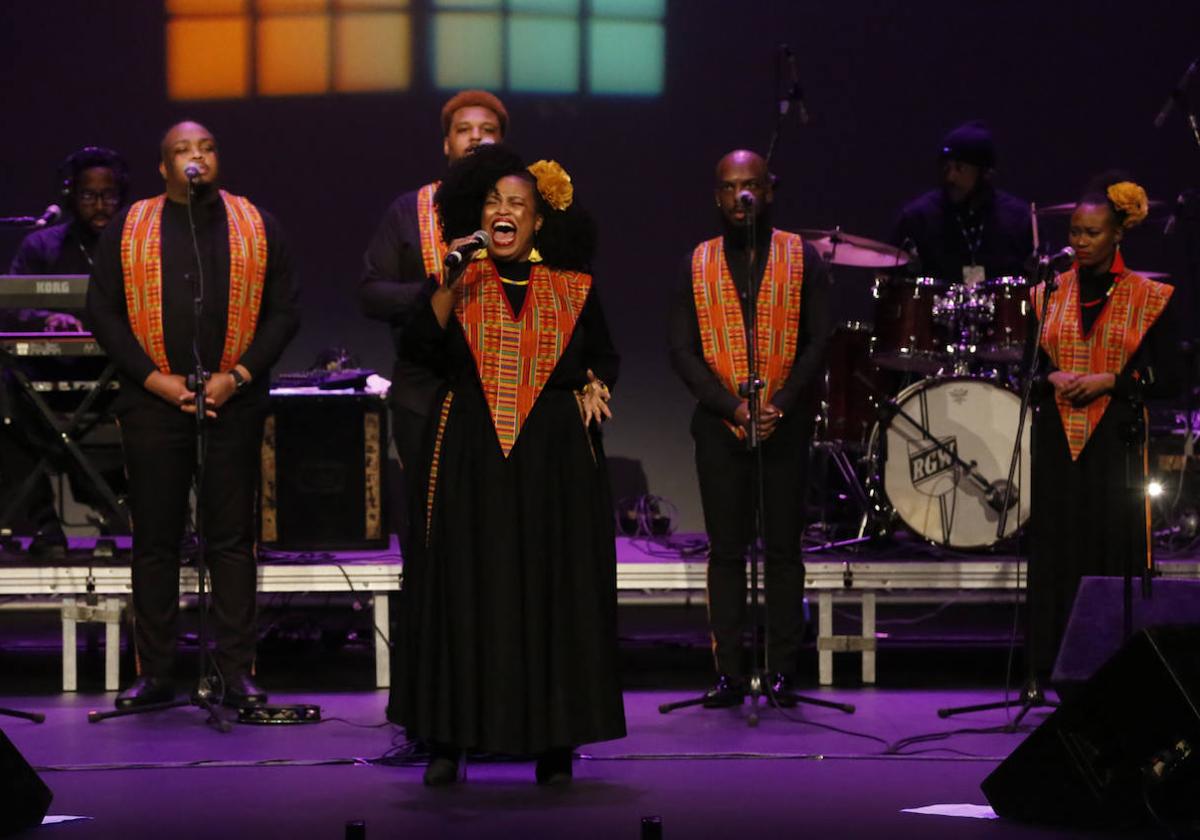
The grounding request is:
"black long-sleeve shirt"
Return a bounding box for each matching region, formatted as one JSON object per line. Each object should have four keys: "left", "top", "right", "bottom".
{"left": 85, "top": 193, "right": 300, "bottom": 407}
{"left": 669, "top": 227, "right": 831, "bottom": 419}
{"left": 359, "top": 186, "right": 444, "bottom": 415}
{"left": 894, "top": 186, "right": 1034, "bottom": 282}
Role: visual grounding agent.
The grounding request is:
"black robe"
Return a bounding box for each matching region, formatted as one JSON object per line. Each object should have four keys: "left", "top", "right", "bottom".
{"left": 389, "top": 263, "right": 626, "bottom": 754}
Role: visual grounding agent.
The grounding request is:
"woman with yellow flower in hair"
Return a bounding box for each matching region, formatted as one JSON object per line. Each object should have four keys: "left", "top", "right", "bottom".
{"left": 1028, "top": 173, "right": 1181, "bottom": 676}
{"left": 389, "top": 145, "right": 625, "bottom": 786}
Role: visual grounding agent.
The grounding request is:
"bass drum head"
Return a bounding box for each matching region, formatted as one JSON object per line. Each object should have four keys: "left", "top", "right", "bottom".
{"left": 871, "top": 377, "right": 1031, "bottom": 549}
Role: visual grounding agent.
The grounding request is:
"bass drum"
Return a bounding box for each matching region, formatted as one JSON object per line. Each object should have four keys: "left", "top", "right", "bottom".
{"left": 870, "top": 377, "right": 1031, "bottom": 549}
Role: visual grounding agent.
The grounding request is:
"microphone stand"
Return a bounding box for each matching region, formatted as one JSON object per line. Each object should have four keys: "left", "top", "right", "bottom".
{"left": 937, "top": 251, "right": 1061, "bottom": 727}
{"left": 89, "top": 173, "right": 230, "bottom": 732}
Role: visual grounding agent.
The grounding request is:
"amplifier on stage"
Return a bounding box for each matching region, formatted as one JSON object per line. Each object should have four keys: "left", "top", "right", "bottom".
{"left": 260, "top": 391, "right": 388, "bottom": 551}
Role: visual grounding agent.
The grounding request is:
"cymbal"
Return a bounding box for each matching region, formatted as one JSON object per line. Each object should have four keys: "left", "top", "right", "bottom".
{"left": 1132, "top": 269, "right": 1170, "bottom": 279}
{"left": 1037, "top": 199, "right": 1166, "bottom": 216}
{"left": 799, "top": 228, "right": 911, "bottom": 268}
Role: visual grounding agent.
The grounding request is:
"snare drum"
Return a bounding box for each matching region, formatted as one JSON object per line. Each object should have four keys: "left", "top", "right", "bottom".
{"left": 977, "top": 276, "right": 1029, "bottom": 362}
{"left": 871, "top": 276, "right": 945, "bottom": 373}
{"left": 870, "top": 376, "right": 1030, "bottom": 549}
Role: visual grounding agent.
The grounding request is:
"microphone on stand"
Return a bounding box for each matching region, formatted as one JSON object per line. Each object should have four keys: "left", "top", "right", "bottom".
{"left": 184, "top": 163, "right": 202, "bottom": 181}
{"left": 444, "top": 230, "right": 491, "bottom": 268}
{"left": 1154, "top": 57, "right": 1199, "bottom": 129}
{"left": 1040, "top": 245, "right": 1076, "bottom": 271}
{"left": 31, "top": 204, "right": 62, "bottom": 229}
{"left": 737, "top": 191, "right": 756, "bottom": 209}
{"left": 779, "top": 45, "right": 810, "bottom": 124}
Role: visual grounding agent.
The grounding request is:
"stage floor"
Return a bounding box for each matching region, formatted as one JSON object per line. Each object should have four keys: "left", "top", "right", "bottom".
{"left": 2, "top": 687, "right": 1107, "bottom": 839}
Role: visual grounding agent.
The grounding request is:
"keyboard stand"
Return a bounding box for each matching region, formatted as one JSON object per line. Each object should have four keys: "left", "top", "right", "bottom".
{"left": 0, "top": 348, "right": 130, "bottom": 535}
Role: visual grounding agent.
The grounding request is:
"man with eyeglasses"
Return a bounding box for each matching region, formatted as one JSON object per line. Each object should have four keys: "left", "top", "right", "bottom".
{"left": 1, "top": 147, "right": 130, "bottom": 559}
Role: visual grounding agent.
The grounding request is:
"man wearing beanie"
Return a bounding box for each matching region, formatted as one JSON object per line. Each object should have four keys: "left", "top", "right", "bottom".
{"left": 893, "top": 120, "right": 1033, "bottom": 283}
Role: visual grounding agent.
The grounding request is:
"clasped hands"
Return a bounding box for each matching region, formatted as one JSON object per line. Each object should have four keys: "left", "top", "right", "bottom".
{"left": 734, "top": 399, "right": 783, "bottom": 440}
{"left": 144, "top": 367, "right": 249, "bottom": 417}
{"left": 1047, "top": 371, "right": 1115, "bottom": 406}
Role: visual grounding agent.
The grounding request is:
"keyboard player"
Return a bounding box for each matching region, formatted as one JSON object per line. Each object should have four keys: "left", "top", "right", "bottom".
{"left": 1, "top": 146, "right": 128, "bottom": 558}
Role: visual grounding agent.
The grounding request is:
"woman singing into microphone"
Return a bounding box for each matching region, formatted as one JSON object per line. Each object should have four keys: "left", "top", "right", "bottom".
{"left": 1028, "top": 174, "right": 1181, "bottom": 675}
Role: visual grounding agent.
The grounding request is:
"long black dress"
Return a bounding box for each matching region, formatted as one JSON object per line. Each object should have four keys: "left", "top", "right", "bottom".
{"left": 390, "top": 261, "right": 626, "bottom": 755}
{"left": 1029, "top": 265, "right": 1180, "bottom": 672}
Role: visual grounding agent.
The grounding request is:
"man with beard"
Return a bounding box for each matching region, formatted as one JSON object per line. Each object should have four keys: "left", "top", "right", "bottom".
{"left": 360, "top": 89, "right": 509, "bottom": 507}
{"left": 669, "top": 149, "right": 830, "bottom": 705}
{"left": 893, "top": 121, "right": 1033, "bottom": 284}
{"left": 1, "top": 146, "right": 129, "bottom": 557}
{"left": 87, "top": 121, "right": 300, "bottom": 709}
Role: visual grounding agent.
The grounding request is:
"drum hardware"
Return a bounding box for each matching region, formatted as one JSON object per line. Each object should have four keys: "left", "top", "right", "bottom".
{"left": 799, "top": 227, "right": 912, "bottom": 269}
{"left": 1038, "top": 199, "right": 1166, "bottom": 216}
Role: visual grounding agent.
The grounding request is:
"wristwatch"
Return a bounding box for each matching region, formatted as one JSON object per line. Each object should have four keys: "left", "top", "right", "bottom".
{"left": 228, "top": 368, "right": 248, "bottom": 391}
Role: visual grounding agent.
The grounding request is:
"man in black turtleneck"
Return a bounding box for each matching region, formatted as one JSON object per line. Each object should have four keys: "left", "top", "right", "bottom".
{"left": 893, "top": 121, "right": 1033, "bottom": 284}
{"left": 87, "top": 121, "right": 300, "bottom": 710}
{"left": 669, "top": 149, "right": 830, "bottom": 706}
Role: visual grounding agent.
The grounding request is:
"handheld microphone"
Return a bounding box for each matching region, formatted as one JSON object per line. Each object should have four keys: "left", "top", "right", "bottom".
{"left": 444, "top": 230, "right": 491, "bottom": 268}
{"left": 1041, "top": 245, "right": 1076, "bottom": 270}
{"left": 184, "top": 163, "right": 202, "bottom": 181}
{"left": 1154, "top": 57, "right": 1199, "bottom": 129}
{"left": 32, "top": 204, "right": 63, "bottom": 229}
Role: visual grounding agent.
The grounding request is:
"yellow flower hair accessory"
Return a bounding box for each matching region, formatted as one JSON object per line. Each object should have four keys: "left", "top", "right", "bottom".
{"left": 1107, "top": 181, "right": 1149, "bottom": 229}
{"left": 528, "top": 159, "right": 573, "bottom": 211}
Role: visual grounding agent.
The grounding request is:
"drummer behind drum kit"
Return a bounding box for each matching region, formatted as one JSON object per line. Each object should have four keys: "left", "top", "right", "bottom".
{"left": 803, "top": 227, "right": 1040, "bottom": 551}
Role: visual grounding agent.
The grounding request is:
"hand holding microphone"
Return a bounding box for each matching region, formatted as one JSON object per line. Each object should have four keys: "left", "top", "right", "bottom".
{"left": 444, "top": 229, "right": 491, "bottom": 269}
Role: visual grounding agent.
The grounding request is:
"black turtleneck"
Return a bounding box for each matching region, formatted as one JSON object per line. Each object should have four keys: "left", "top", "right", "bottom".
{"left": 495, "top": 259, "right": 532, "bottom": 315}
{"left": 1077, "top": 264, "right": 1117, "bottom": 337}
{"left": 669, "top": 221, "right": 831, "bottom": 419}
{"left": 86, "top": 191, "right": 300, "bottom": 406}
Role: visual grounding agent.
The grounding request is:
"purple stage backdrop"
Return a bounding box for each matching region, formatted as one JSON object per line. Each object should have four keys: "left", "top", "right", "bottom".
{"left": 1, "top": 1, "right": 1197, "bottom": 528}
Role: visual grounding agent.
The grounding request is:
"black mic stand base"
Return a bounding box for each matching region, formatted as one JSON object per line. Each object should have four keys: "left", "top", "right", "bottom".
{"left": 936, "top": 675, "right": 1058, "bottom": 731}
{"left": 658, "top": 670, "right": 857, "bottom": 721}
{"left": 0, "top": 707, "right": 46, "bottom": 724}
{"left": 87, "top": 679, "right": 233, "bottom": 733}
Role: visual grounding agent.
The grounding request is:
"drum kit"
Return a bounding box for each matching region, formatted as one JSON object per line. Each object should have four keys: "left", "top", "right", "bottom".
{"left": 804, "top": 228, "right": 1036, "bottom": 552}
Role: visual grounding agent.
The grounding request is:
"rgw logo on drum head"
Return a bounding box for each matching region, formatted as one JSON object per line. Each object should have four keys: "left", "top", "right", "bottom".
{"left": 907, "top": 437, "right": 959, "bottom": 496}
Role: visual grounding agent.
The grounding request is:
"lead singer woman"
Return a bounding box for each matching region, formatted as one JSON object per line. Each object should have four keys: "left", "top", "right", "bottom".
{"left": 1029, "top": 175, "right": 1180, "bottom": 674}
{"left": 390, "top": 145, "right": 626, "bottom": 786}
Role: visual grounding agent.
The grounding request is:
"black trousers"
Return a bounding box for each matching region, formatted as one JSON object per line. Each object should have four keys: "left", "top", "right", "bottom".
{"left": 692, "top": 406, "right": 809, "bottom": 678}
{"left": 118, "top": 396, "right": 265, "bottom": 679}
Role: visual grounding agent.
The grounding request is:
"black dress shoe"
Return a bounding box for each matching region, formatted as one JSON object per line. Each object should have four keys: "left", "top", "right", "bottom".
{"left": 769, "top": 672, "right": 798, "bottom": 708}
{"left": 702, "top": 674, "right": 746, "bottom": 708}
{"left": 535, "top": 748, "right": 573, "bottom": 786}
{"left": 423, "top": 744, "right": 466, "bottom": 787}
{"left": 115, "top": 676, "right": 176, "bottom": 709}
{"left": 29, "top": 529, "right": 68, "bottom": 562}
{"left": 222, "top": 673, "right": 268, "bottom": 708}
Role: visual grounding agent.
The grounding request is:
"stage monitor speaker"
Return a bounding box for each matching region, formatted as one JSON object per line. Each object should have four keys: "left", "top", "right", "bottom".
{"left": 260, "top": 392, "right": 388, "bottom": 551}
{"left": 982, "top": 624, "right": 1200, "bottom": 831}
{"left": 0, "top": 728, "right": 53, "bottom": 836}
{"left": 1052, "top": 576, "right": 1200, "bottom": 698}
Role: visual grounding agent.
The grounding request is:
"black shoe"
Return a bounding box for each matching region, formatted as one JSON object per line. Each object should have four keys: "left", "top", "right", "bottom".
{"left": 29, "top": 529, "right": 68, "bottom": 561}
{"left": 535, "top": 748, "right": 573, "bottom": 786}
{"left": 222, "top": 673, "right": 268, "bottom": 708}
{"left": 115, "top": 676, "right": 176, "bottom": 709}
{"left": 702, "top": 674, "right": 746, "bottom": 708}
{"left": 769, "top": 672, "right": 798, "bottom": 708}
{"left": 423, "top": 744, "right": 466, "bottom": 787}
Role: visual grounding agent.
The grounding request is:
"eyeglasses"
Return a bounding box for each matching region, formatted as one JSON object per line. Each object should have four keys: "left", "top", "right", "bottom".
{"left": 78, "top": 190, "right": 120, "bottom": 206}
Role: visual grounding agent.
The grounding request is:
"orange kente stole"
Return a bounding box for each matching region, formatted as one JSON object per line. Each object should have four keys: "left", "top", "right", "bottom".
{"left": 455, "top": 259, "right": 591, "bottom": 457}
{"left": 691, "top": 229, "right": 805, "bottom": 438}
{"left": 1031, "top": 251, "right": 1173, "bottom": 461}
{"left": 120, "top": 190, "right": 268, "bottom": 374}
{"left": 416, "top": 181, "right": 448, "bottom": 280}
